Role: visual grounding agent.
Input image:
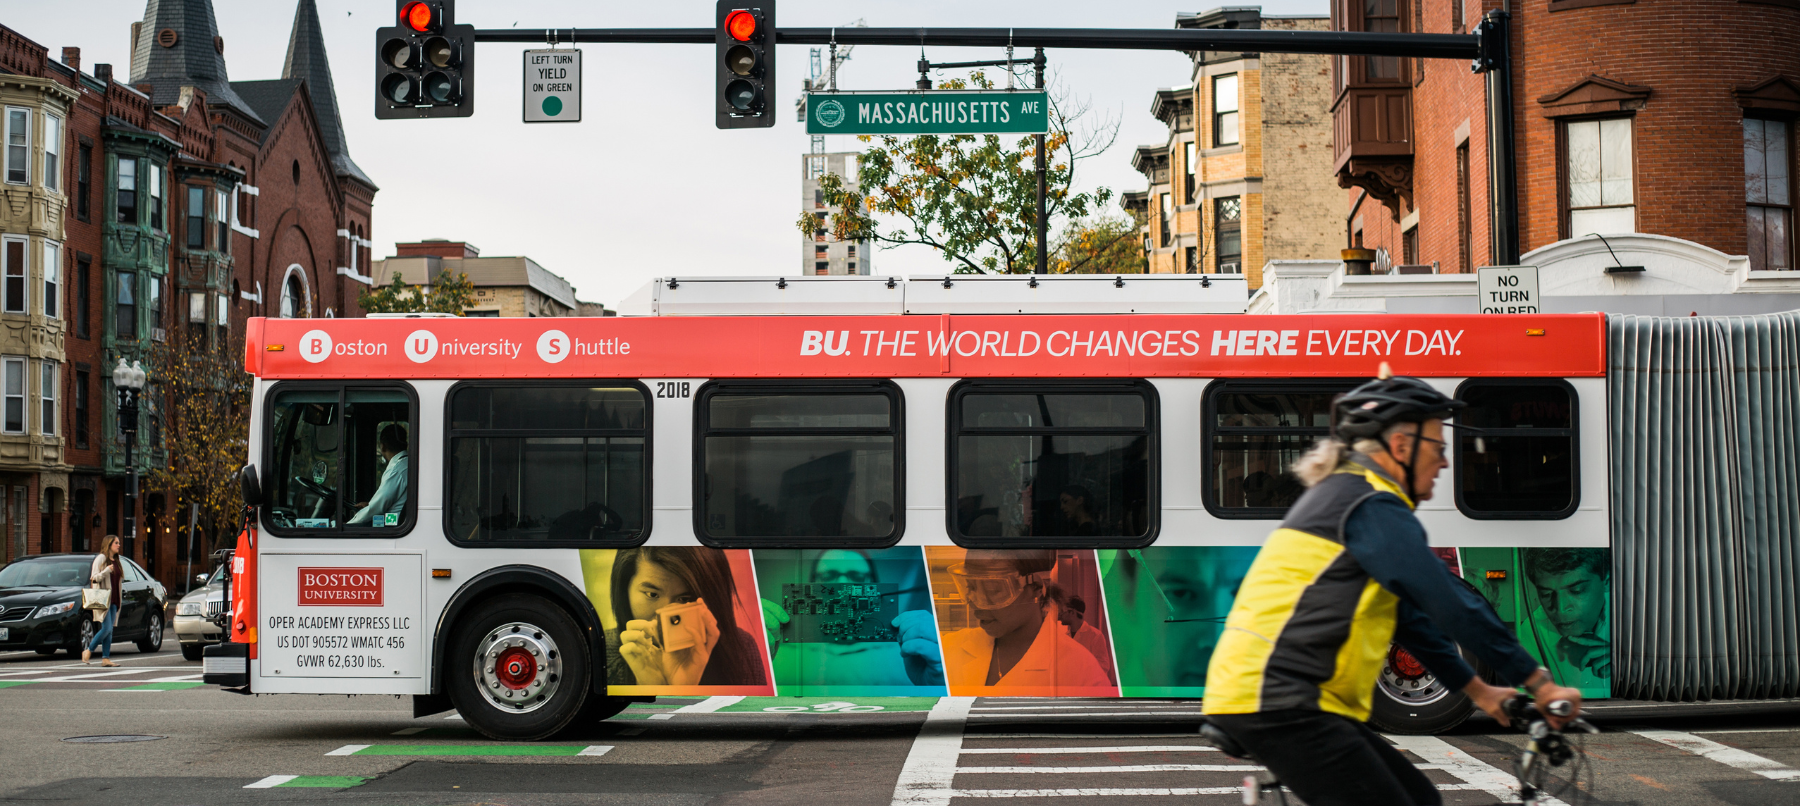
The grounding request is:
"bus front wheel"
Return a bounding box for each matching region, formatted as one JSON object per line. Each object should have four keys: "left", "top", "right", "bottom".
{"left": 445, "top": 593, "right": 593, "bottom": 741}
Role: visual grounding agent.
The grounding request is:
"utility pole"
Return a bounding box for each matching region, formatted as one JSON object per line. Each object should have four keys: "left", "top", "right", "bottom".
{"left": 1034, "top": 47, "right": 1046, "bottom": 275}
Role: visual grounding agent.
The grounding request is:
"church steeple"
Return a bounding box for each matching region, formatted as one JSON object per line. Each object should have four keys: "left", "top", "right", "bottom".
{"left": 128, "top": 0, "right": 261, "bottom": 123}
{"left": 282, "top": 0, "right": 370, "bottom": 187}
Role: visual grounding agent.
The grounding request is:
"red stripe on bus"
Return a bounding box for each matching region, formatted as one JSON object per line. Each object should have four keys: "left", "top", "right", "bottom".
{"left": 246, "top": 314, "right": 1606, "bottom": 379}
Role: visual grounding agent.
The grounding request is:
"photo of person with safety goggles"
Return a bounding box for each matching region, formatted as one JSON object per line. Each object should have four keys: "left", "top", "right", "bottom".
{"left": 923, "top": 549, "right": 1115, "bottom": 695}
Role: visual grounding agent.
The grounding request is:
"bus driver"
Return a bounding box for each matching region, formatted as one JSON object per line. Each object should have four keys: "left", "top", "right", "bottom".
{"left": 349, "top": 424, "right": 409, "bottom": 526}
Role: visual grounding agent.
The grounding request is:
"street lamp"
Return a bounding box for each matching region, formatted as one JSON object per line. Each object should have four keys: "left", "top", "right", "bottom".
{"left": 113, "top": 359, "right": 147, "bottom": 558}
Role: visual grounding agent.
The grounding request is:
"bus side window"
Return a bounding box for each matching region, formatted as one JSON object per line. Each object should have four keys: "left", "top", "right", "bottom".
{"left": 263, "top": 384, "right": 417, "bottom": 535}
{"left": 949, "top": 381, "right": 1157, "bottom": 547}
{"left": 1454, "top": 380, "right": 1578, "bottom": 519}
{"left": 1202, "top": 381, "right": 1355, "bottom": 519}
{"left": 446, "top": 383, "right": 650, "bottom": 546}
{"left": 697, "top": 381, "right": 901, "bottom": 547}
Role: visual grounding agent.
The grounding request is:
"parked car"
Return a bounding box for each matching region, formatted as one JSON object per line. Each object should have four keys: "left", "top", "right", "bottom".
{"left": 0, "top": 553, "right": 167, "bottom": 655}
{"left": 174, "top": 566, "right": 225, "bottom": 661}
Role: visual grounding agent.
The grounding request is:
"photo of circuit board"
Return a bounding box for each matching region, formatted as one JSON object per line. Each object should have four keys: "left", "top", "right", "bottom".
{"left": 781, "top": 583, "right": 900, "bottom": 643}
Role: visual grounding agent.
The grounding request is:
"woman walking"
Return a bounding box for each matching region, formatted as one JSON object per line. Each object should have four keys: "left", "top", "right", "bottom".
{"left": 84, "top": 535, "right": 123, "bottom": 666}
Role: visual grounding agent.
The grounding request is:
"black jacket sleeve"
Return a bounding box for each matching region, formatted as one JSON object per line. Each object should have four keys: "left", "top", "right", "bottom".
{"left": 1342, "top": 494, "right": 1542, "bottom": 689}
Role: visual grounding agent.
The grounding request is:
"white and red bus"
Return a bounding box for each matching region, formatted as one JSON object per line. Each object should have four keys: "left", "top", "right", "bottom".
{"left": 204, "top": 274, "right": 1621, "bottom": 739}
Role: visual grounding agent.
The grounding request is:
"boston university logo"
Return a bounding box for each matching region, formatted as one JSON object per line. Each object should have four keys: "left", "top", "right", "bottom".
{"left": 297, "top": 567, "right": 384, "bottom": 607}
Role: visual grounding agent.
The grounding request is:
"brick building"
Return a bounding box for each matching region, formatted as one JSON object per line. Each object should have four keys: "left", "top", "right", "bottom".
{"left": 1335, "top": 0, "right": 1800, "bottom": 274}
{"left": 373, "top": 240, "right": 593, "bottom": 318}
{"left": 0, "top": 0, "right": 374, "bottom": 586}
{"left": 1126, "top": 7, "right": 1341, "bottom": 288}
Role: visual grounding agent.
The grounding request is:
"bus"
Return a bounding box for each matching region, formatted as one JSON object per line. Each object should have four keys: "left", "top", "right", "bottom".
{"left": 200, "top": 274, "right": 1794, "bottom": 740}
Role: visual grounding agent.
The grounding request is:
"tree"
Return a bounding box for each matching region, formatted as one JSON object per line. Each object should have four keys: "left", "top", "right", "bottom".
{"left": 357, "top": 269, "right": 476, "bottom": 314}
{"left": 797, "top": 72, "right": 1119, "bottom": 274}
{"left": 148, "top": 328, "right": 251, "bottom": 562}
{"left": 1054, "top": 215, "right": 1146, "bottom": 274}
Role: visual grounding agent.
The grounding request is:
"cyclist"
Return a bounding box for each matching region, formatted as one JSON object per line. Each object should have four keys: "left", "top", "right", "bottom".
{"left": 1203, "top": 367, "right": 1585, "bottom": 806}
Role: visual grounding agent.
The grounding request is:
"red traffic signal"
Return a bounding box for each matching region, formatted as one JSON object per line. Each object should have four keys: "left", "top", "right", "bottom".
{"left": 724, "top": 9, "right": 758, "bottom": 42}
{"left": 401, "top": 2, "right": 440, "bottom": 33}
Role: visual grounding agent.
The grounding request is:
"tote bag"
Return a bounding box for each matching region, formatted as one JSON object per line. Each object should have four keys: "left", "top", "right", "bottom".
{"left": 82, "top": 584, "right": 109, "bottom": 611}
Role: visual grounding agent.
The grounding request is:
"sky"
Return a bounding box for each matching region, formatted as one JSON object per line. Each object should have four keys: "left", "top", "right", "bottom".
{"left": 10, "top": 0, "right": 1329, "bottom": 307}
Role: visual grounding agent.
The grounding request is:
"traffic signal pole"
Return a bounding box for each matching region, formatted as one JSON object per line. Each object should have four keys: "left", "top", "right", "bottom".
{"left": 454, "top": 23, "right": 1518, "bottom": 264}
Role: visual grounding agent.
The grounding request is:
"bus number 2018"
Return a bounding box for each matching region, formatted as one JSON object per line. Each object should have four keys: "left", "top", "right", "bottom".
{"left": 656, "top": 382, "right": 691, "bottom": 399}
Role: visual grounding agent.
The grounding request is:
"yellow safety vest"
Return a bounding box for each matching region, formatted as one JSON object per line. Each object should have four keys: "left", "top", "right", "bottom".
{"left": 1203, "top": 459, "right": 1413, "bottom": 721}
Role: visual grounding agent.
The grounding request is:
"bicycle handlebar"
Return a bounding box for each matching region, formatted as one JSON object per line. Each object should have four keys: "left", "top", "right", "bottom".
{"left": 1502, "top": 696, "right": 1598, "bottom": 734}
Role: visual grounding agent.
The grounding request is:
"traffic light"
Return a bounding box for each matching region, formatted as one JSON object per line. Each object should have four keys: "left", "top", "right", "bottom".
{"left": 715, "top": 2, "right": 776, "bottom": 129}
{"left": 375, "top": 1, "right": 476, "bottom": 119}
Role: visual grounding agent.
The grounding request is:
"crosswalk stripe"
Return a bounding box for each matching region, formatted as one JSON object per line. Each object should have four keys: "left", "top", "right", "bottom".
{"left": 892, "top": 696, "right": 974, "bottom": 806}
{"left": 1630, "top": 728, "right": 1800, "bottom": 781}
{"left": 965, "top": 733, "right": 1206, "bottom": 740}
{"left": 647, "top": 694, "right": 744, "bottom": 720}
{"left": 945, "top": 787, "right": 1244, "bottom": 797}
{"left": 960, "top": 746, "right": 1219, "bottom": 755}
{"left": 1386, "top": 734, "right": 1571, "bottom": 806}
{"left": 244, "top": 775, "right": 297, "bottom": 789}
{"left": 325, "top": 744, "right": 370, "bottom": 756}
{"left": 957, "top": 764, "right": 1262, "bottom": 773}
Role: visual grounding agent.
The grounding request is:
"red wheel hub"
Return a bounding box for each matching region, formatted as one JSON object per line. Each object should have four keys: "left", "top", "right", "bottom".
{"left": 495, "top": 646, "right": 537, "bottom": 690}
{"left": 1390, "top": 645, "right": 1428, "bottom": 680}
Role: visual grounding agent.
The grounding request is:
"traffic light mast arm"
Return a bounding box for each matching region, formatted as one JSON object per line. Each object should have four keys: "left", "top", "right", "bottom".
{"left": 470, "top": 26, "right": 1479, "bottom": 60}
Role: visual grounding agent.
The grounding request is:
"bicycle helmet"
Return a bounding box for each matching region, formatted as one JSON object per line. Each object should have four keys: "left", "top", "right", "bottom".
{"left": 1333, "top": 363, "right": 1470, "bottom": 500}
{"left": 1332, "top": 363, "right": 1466, "bottom": 442}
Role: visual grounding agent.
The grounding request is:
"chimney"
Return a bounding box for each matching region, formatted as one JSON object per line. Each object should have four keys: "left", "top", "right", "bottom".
{"left": 94, "top": 64, "right": 113, "bottom": 84}
{"left": 61, "top": 48, "right": 80, "bottom": 72}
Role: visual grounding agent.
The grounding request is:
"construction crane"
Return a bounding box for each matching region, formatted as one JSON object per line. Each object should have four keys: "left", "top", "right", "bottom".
{"left": 795, "top": 19, "right": 866, "bottom": 155}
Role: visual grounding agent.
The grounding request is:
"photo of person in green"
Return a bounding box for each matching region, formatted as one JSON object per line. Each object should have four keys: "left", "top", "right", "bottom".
{"left": 1522, "top": 547, "right": 1611, "bottom": 685}
{"left": 757, "top": 548, "right": 945, "bottom": 694}
{"left": 1098, "top": 546, "right": 1259, "bottom": 695}
{"left": 605, "top": 547, "right": 767, "bottom": 687}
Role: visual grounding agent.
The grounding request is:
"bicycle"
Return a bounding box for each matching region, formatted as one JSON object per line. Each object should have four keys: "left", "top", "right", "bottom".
{"left": 1197, "top": 697, "right": 1597, "bottom": 806}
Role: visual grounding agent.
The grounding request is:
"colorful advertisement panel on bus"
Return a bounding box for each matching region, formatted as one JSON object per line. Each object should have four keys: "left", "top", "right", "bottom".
{"left": 580, "top": 547, "right": 775, "bottom": 697}
{"left": 753, "top": 548, "right": 947, "bottom": 697}
{"left": 924, "top": 548, "right": 1119, "bottom": 698}
{"left": 1460, "top": 547, "right": 1612, "bottom": 698}
{"left": 1097, "top": 546, "right": 1260, "bottom": 698}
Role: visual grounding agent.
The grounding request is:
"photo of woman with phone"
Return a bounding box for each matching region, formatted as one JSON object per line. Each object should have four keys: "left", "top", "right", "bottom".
{"left": 603, "top": 547, "right": 768, "bottom": 688}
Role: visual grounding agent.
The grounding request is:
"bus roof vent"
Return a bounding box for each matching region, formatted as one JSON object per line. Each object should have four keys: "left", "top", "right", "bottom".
{"left": 646, "top": 274, "right": 1250, "bottom": 316}
{"left": 904, "top": 274, "right": 1249, "bottom": 315}
{"left": 652, "top": 276, "right": 904, "bottom": 316}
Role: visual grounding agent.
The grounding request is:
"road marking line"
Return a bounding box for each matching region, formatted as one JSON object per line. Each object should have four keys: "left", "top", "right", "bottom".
{"left": 1629, "top": 728, "right": 1800, "bottom": 781}
{"left": 967, "top": 711, "right": 1207, "bottom": 718}
{"left": 244, "top": 775, "right": 297, "bottom": 788}
{"left": 891, "top": 696, "right": 973, "bottom": 806}
{"left": 146, "top": 674, "right": 205, "bottom": 682}
{"left": 959, "top": 746, "right": 1221, "bottom": 755}
{"left": 1694, "top": 727, "right": 1800, "bottom": 735}
{"left": 37, "top": 669, "right": 153, "bottom": 681}
{"left": 944, "top": 788, "right": 1244, "bottom": 797}
{"left": 964, "top": 733, "right": 1204, "bottom": 740}
{"left": 1387, "top": 734, "right": 1570, "bottom": 806}
{"left": 443, "top": 713, "right": 463, "bottom": 720}
{"left": 391, "top": 727, "right": 427, "bottom": 735}
{"left": 326, "top": 744, "right": 607, "bottom": 757}
{"left": 105, "top": 682, "right": 205, "bottom": 691}
{"left": 649, "top": 695, "right": 743, "bottom": 720}
{"left": 0, "top": 680, "right": 37, "bottom": 689}
{"left": 956, "top": 764, "right": 1261, "bottom": 773}
{"left": 0, "top": 670, "right": 53, "bottom": 677}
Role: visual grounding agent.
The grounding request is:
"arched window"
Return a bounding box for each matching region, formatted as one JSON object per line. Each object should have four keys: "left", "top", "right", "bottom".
{"left": 278, "top": 265, "right": 309, "bottom": 318}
